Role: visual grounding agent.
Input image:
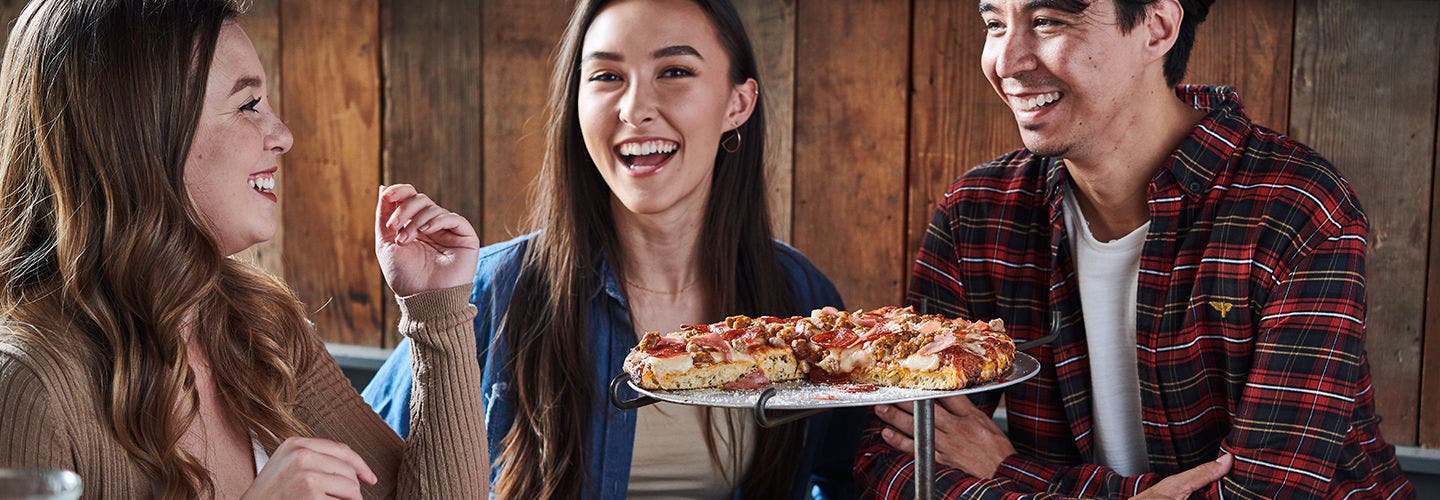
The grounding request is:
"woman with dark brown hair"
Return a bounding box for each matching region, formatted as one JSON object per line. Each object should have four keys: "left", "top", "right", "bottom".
{"left": 0, "top": 0, "right": 488, "bottom": 497}
{"left": 364, "top": 0, "right": 863, "bottom": 498}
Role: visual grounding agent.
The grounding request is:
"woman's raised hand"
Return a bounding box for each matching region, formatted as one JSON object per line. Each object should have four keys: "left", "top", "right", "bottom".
{"left": 241, "top": 437, "right": 377, "bottom": 500}
{"left": 374, "top": 184, "right": 480, "bottom": 297}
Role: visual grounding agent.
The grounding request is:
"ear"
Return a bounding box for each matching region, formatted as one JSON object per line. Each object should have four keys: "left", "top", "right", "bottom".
{"left": 1143, "top": 0, "right": 1184, "bottom": 64}
{"left": 723, "top": 78, "right": 759, "bottom": 132}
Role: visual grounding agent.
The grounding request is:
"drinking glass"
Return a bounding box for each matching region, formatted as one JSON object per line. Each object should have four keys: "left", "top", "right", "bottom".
{"left": 0, "top": 469, "right": 82, "bottom": 500}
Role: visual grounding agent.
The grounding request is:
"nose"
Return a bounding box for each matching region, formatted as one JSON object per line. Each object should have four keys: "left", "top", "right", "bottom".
{"left": 990, "top": 30, "right": 1038, "bottom": 80}
{"left": 617, "top": 80, "right": 656, "bottom": 127}
{"left": 266, "top": 115, "right": 293, "bottom": 155}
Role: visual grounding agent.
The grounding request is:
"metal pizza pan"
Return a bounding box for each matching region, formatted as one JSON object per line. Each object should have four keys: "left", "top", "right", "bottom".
{"left": 626, "top": 351, "right": 1039, "bottom": 410}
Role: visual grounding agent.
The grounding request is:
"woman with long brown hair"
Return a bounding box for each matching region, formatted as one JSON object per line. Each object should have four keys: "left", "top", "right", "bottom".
{"left": 364, "top": 0, "right": 863, "bottom": 497}
{"left": 0, "top": 0, "right": 487, "bottom": 497}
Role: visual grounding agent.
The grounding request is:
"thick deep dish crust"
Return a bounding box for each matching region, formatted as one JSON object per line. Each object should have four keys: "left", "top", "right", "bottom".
{"left": 624, "top": 306, "right": 1015, "bottom": 391}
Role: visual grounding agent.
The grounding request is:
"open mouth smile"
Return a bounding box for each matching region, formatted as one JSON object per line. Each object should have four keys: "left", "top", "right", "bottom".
{"left": 614, "top": 138, "right": 679, "bottom": 173}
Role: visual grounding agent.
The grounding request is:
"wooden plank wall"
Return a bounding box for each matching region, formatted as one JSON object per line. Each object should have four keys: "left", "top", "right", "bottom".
{"left": 1, "top": 0, "right": 1438, "bottom": 448}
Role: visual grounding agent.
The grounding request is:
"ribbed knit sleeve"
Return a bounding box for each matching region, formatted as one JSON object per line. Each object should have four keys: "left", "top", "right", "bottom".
{"left": 293, "top": 284, "right": 486, "bottom": 499}
{"left": 0, "top": 349, "right": 75, "bottom": 473}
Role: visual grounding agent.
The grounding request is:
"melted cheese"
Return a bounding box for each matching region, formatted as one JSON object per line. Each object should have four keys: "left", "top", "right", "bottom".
{"left": 648, "top": 354, "right": 695, "bottom": 377}
{"left": 819, "top": 347, "right": 874, "bottom": 373}
{"left": 899, "top": 353, "right": 940, "bottom": 372}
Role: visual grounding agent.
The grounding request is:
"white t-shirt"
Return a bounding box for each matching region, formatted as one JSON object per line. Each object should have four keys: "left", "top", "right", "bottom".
{"left": 253, "top": 439, "right": 268, "bottom": 474}
{"left": 1061, "top": 183, "right": 1151, "bottom": 476}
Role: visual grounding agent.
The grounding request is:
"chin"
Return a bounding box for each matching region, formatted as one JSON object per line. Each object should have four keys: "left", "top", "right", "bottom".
{"left": 1019, "top": 131, "right": 1070, "bottom": 158}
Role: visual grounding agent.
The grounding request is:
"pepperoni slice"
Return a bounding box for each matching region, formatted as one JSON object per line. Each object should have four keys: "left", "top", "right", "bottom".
{"left": 811, "top": 328, "right": 859, "bottom": 348}
{"left": 917, "top": 332, "right": 957, "bottom": 356}
{"left": 645, "top": 336, "right": 688, "bottom": 358}
{"left": 683, "top": 323, "right": 711, "bottom": 333}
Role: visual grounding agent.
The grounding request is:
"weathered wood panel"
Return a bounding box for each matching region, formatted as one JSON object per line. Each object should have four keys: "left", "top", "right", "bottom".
{"left": 280, "top": 0, "right": 384, "bottom": 345}
{"left": 1186, "top": 0, "right": 1293, "bottom": 132}
{"left": 480, "top": 0, "right": 574, "bottom": 245}
{"left": 793, "top": 0, "right": 910, "bottom": 310}
{"left": 233, "top": 0, "right": 285, "bottom": 274}
{"left": 906, "top": 0, "right": 1022, "bottom": 275}
{"left": 1290, "top": 0, "right": 1440, "bottom": 446}
{"left": 1423, "top": 58, "right": 1440, "bottom": 448}
{"left": 735, "top": 0, "right": 796, "bottom": 242}
{"left": 380, "top": 0, "right": 483, "bottom": 346}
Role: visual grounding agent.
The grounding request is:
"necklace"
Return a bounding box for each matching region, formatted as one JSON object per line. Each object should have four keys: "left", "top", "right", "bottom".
{"left": 623, "top": 275, "right": 699, "bottom": 295}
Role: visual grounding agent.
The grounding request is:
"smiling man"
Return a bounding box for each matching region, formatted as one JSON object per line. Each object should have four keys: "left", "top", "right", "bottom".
{"left": 855, "top": 0, "right": 1415, "bottom": 498}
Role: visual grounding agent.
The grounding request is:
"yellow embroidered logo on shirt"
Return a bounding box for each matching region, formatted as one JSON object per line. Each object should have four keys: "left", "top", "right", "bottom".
{"left": 1208, "top": 301, "right": 1234, "bottom": 318}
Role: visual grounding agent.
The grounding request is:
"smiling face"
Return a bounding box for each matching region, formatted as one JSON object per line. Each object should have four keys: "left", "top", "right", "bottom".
{"left": 184, "top": 22, "right": 293, "bottom": 256}
{"left": 577, "top": 0, "right": 756, "bottom": 219}
{"left": 980, "top": 0, "right": 1155, "bottom": 158}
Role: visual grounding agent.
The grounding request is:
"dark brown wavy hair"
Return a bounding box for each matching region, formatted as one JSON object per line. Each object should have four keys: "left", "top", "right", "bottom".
{"left": 0, "top": 0, "right": 316, "bottom": 497}
{"left": 493, "top": 0, "right": 805, "bottom": 497}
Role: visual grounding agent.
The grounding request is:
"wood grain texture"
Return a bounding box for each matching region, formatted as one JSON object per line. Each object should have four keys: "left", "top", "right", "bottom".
{"left": 1423, "top": 49, "right": 1440, "bottom": 448}
{"left": 793, "top": 0, "right": 910, "bottom": 310}
{"left": 906, "top": 0, "right": 1022, "bottom": 278}
{"left": 280, "top": 0, "right": 384, "bottom": 346}
{"left": 380, "top": 0, "right": 482, "bottom": 346}
{"left": 480, "top": 0, "right": 574, "bottom": 245}
{"left": 735, "top": 0, "right": 796, "bottom": 243}
{"left": 1186, "top": 0, "right": 1293, "bottom": 132}
{"left": 1289, "top": 0, "right": 1440, "bottom": 446}
{"left": 233, "top": 0, "right": 285, "bottom": 275}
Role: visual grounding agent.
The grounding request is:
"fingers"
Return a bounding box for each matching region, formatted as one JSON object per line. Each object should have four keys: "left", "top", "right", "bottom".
{"left": 400, "top": 204, "right": 448, "bottom": 243}
{"left": 376, "top": 184, "right": 476, "bottom": 247}
{"left": 1144, "top": 453, "right": 1232, "bottom": 499}
{"left": 874, "top": 404, "right": 914, "bottom": 437}
{"left": 936, "top": 394, "right": 983, "bottom": 418}
{"left": 276, "top": 437, "right": 378, "bottom": 486}
{"left": 1170, "top": 453, "right": 1231, "bottom": 490}
{"left": 880, "top": 425, "right": 915, "bottom": 454}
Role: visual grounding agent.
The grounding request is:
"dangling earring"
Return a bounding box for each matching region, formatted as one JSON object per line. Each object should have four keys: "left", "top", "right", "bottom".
{"left": 722, "top": 128, "right": 742, "bottom": 154}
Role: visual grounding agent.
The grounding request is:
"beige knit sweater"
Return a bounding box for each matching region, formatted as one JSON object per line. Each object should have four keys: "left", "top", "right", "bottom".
{"left": 0, "top": 285, "right": 487, "bottom": 498}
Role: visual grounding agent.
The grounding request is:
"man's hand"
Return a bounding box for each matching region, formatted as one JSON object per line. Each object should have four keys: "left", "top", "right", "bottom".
{"left": 874, "top": 395, "right": 1015, "bottom": 478}
{"left": 1132, "top": 453, "right": 1233, "bottom": 499}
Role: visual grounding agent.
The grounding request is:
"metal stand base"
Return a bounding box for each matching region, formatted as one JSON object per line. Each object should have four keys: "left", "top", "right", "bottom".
{"left": 914, "top": 399, "right": 935, "bottom": 499}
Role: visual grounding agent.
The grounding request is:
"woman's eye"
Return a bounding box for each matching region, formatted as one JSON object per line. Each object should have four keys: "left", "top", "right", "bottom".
{"left": 659, "top": 67, "right": 694, "bottom": 78}
{"left": 239, "top": 97, "right": 261, "bottom": 113}
{"left": 588, "top": 72, "right": 621, "bottom": 82}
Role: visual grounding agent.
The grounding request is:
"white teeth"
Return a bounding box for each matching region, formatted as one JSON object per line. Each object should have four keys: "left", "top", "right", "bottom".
{"left": 1019, "top": 91, "right": 1062, "bottom": 111}
{"left": 250, "top": 175, "right": 275, "bottom": 193}
{"left": 618, "top": 140, "right": 679, "bottom": 156}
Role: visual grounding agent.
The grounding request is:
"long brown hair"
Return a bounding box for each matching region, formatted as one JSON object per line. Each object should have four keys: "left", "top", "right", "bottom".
{"left": 494, "top": 0, "right": 805, "bottom": 497}
{"left": 0, "top": 0, "right": 316, "bottom": 497}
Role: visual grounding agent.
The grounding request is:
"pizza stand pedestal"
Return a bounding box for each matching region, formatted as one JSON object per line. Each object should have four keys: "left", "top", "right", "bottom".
{"left": 608, "top": 340, "right": 1048, "bottom": 499}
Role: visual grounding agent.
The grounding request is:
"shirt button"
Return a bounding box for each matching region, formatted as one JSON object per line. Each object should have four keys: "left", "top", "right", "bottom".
{"left": 1189, "top": 181, "right": 1202, "bottom": 192}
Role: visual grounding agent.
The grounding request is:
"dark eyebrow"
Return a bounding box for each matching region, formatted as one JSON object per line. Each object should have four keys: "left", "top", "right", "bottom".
{"left": 979, "top": 2, "right": 995, "bottom": 13}
{"left": 229, "top": 76, "right": 261, "bottom": 96}
{"left": 582, "top": 51, "right": 623, "bottom": 63}
{"left": 652, "top": 45, "right": 702, "bottom": 60}
{"left": 1027, "top": 0, "right": 1083, "bottom": 14}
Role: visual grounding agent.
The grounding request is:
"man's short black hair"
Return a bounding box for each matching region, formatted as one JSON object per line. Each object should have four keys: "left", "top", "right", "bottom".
{"left": 1045, "top": 0, "right": 1215, "bottom": 87}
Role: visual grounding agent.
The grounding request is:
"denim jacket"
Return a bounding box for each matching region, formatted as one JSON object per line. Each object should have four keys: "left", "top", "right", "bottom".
{"left": 363, "top": 233, "right": 865, "bottom": 499}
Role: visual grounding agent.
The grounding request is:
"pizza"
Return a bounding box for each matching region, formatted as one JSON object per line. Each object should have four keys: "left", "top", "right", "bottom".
{"left": 623, "top": 306, "right": 1015, "bottom": 391}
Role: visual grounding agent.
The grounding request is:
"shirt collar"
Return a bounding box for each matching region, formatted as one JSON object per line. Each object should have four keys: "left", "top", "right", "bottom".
{"left": 1043, "top": 85, "right": 1252, "bottom": 197}
{"left": 596, "top": 252, "right": 628, "bottom": 306}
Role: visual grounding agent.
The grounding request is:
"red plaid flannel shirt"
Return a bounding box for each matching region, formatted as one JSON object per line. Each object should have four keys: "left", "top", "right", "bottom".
{"left": 854, "top": 86, "right": 1414, "bottom": 499}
